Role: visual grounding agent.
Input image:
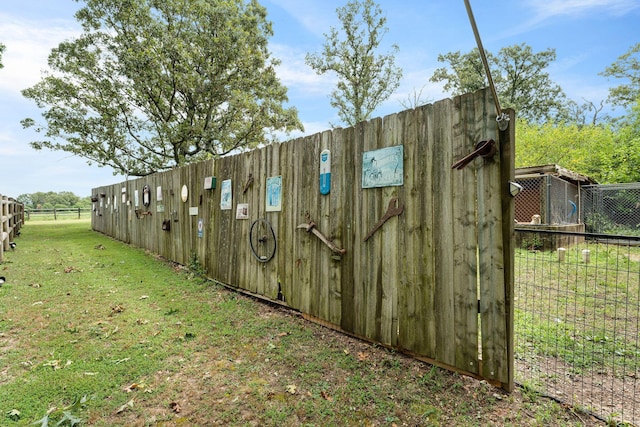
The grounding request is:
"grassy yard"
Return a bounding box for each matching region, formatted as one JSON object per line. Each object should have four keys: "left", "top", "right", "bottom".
{"left": 0, "top": 221, "right": 601, "bottom": 426}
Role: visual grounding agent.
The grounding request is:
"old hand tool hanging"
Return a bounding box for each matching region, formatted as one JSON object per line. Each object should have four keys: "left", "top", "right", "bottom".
{"left": 363, "top": 197, "right": 404, "bottom": 242}
{"left": 451, "top": 139, "right": 496, "bottom": 170}
{"left": 296, "top": 222, "right": 346, "bottom": 255}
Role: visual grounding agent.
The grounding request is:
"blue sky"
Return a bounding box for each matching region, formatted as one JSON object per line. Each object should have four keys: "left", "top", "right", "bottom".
{"left": 1, "top": 0, "right": 639, "bottom": 197}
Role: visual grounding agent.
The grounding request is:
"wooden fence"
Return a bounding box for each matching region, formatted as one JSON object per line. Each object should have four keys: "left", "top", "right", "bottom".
{"left": 1, "top": 195, "right": 24, "bottom": 263}
{"left": 92, "top": 89, "right": 516, "bottom": 390}
{"left": 25, "top": 208, "right": 92, "bottom": 221}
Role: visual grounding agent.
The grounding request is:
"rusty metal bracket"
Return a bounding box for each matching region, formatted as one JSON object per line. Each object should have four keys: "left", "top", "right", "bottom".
{"left": 363, "top": 197, "right": 404, "bottom": 242}
{"left": 297, "top": 221, "right": 346, "bottom": 255}
{"left": 451, "top": 139, "right": 496, "bottom": 170}
{"left": 135, "top": 209, "right": 152, "bottom": 218}
{"left": 243, "top": 173, "right": 254, "bottom": 194}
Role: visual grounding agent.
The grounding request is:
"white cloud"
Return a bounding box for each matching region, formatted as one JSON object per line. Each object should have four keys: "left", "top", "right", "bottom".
{"left": 496, "top": 0, "right": 640, "bottom": 41}
{"left": 267, "top": 0, "right": 336, "bottom": 38}
{"left": 0, "top": 13, "right": 80, "bottom": 93}
{"left": 525, "top": 0, "right": 640, "bottom": 20}
{"left": 271, "top": 43, "right": 337, "bottom": 96}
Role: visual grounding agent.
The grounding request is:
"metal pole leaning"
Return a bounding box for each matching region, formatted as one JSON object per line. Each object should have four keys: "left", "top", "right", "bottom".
{"left": 463, "top": 0, "right": 510, "bottom": 131}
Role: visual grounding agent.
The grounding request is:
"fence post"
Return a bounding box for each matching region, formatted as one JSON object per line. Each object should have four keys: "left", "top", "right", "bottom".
{"left": 54, "top": 208, "right": 57, "bottom": 220}
{"left": 557, "top": 247, "right": 566, "bottom": 262}
{"left": 1, "top": 195, "right": 5, "bottom": 262}
{"left": 78, "top": 207, "right": 81, "bottom": 219}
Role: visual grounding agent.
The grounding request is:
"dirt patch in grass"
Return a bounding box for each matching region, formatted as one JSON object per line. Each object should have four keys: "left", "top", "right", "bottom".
{"left": 517, "top": 355, "right": 640, "bottom": 426}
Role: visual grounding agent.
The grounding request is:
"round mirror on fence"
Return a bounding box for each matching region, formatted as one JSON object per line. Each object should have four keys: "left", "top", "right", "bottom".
{"left": 142, "top": 185, "right": 151, "bottom": 207}
{"left": 249, "top": 218, "right": 276, "bottom": 262}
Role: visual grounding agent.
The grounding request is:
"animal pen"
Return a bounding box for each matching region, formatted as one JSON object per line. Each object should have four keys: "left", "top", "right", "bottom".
{"left": 92, "top": 89, "right": 516, "bottom": 391}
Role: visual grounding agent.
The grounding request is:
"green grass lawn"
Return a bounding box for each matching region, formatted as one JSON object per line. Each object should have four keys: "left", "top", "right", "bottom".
{"left": 0, "top": 221, "right": 601, "bottom": 426}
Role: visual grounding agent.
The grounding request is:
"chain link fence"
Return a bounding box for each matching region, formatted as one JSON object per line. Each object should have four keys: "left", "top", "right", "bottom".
{"left": 582, "top": 183, "right": 640, "bottom": 236}
{"left": 515, "top": 175, "right": 580, "bottom": 225}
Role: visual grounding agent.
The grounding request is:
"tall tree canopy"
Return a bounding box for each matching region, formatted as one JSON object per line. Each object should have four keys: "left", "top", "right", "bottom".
{"left": 430, "top": 43, "right": 567, "bottom": 123}
{"left": 515, "top": 121, "right": 618, "bottom": 182}
{"left": 609, "top": 99, "right": 640, "bottom": 183}
{"left": 305, "top": 0, "right": 402, "bottom": 127}
{"left": 601, "top": 43, "right": 640, "bottom": 109}
{"left": 0, "top": 42, "right": 5, "bottom": 68}
{"left": 17, "top": 191, "right": 91, "bottom": 209}
{"left": 22, "top": 0, "right": 302, "bottom": 176}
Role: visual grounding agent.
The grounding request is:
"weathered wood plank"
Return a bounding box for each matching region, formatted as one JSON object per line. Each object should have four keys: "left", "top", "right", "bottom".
{"left": 328, "top": 128, "right": 344, "bottom": 327}
{"left": 477, "top": 88, "right": 510, "bottom": 386}
{"left": 451, "top": 92, "right": 481, "bottom": 375}
{"left": 316, "top": 130, "right": 332, "bottom": 322}
{"left": 432, "top": 97, "right": 456, "bottom": 366}
{"left": 339, "top": 126, "right": 356, "bottom": 333}
{"left": 379, "top": 111, "right": 400, "bottom": 347}
{"left": 247, "top": 146, "right": 264, "bottom": 295}
{"left": 361, "top": 117, "right": 383, "bottom": 343}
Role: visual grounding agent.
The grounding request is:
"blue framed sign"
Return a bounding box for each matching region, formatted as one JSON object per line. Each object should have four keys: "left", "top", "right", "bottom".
{"left": 266, "top": 175, "right": 282, "bottom": 212}
{"left": 362, "top": 145, "right": 404, "bottom": 188}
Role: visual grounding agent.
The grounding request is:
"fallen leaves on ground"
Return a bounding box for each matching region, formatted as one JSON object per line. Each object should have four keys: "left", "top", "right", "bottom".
{"left": 110, "top": 304, "right": 124, "bottom": 315}
{"left": 320, "top": 391, "right": 333, "bottom": 401}
{"left": 115, "top": 399, "right": 134, "bottom": 414}
{"left": 42, "top": 360, "right": 72, "bottom": 370}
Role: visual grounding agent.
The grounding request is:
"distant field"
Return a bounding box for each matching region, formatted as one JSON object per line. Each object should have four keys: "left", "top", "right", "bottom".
{"left": 24, "top": 208, "right": 91, "bottom": 221}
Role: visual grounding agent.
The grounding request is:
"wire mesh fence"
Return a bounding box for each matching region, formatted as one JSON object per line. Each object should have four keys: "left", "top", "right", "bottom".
{"left": 515, "top": 228, "right": 640, "bottom": 425}
{"left": 515, "top": 175, "right": 580, "bottom": 225}
{"left": 582, "top": 183, "right": 640, "bottom": 236}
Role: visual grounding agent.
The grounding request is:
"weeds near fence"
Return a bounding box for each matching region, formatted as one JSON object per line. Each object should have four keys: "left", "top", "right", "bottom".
{"left": 515, "top": 232, "right": 640, "bottom": 425}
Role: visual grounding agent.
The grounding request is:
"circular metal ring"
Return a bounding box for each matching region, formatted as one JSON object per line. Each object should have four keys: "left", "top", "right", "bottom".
{"left": 249, "top": 218, "right": 276, "bottom": 262}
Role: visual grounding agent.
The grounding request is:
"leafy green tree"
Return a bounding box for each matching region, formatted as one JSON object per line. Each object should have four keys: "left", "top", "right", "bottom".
{"left": 607, "top": 99, "right": 640, "bottom": 182}
{"left": 430, "top": 43, "right": 567, "bottom": 123}
{"left": 22, "top": 0, "right": 302, "bottom": 177}
{"left": 305, "top": 0, "right": 402, "bottom": 126}
{"left": 17, "top": 191, "right": 88, "bottom": 209}
{"left": 430, "top": 48, "right": 491, "bottom": 96}
{"left": 0, "top": 42, "right": 5, "bottom": 68}
{"left": 16, "top": 194, "right": 33, "bottom": 209}
{"left": 515, "top": 120, "right": 626, "bottom": 183}
{"left": 601, "top": 43, "right": 640, "bottom": 109}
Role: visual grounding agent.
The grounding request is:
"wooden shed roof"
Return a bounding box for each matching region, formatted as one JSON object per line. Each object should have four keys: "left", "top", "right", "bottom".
{"left": 515, "top": 164, "right": 597, "bottom": 186}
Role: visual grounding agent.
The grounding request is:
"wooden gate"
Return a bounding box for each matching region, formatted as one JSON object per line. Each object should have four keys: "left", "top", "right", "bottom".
{"left": 92, "top": 88, "right": 515, "bottom": 390}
